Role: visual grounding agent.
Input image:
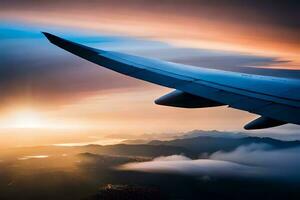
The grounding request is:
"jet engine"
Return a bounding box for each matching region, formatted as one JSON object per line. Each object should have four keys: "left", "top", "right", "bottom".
{"left": 155, "top": 90, "right": 225, "bottom": 108}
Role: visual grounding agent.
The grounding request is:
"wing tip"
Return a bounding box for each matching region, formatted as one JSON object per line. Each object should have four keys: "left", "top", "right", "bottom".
{"left": 42, "top": 32, "right": 61, "bottom": 44}
{"left": 41, "top": 31, "right": 51, "bottom": 37}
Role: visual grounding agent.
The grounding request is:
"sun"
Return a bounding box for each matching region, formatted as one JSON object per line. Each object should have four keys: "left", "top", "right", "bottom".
{"left": 12, "top": 110, "right": 43, "bottom": 128}
{"left": 0, "top": 107, "right": 89, "bottom": 130}
{"left": 6, "top": 109, "right": 46, "bottom": 129}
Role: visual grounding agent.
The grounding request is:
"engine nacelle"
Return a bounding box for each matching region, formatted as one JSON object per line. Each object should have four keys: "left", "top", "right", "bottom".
{"left": 155, "top": 90, "right": 225, "bottom": 108}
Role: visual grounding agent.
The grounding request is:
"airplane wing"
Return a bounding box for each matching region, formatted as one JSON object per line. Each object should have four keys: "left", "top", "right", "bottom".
{"left": 43, "top": 32, "right": 300, "bottom": 130}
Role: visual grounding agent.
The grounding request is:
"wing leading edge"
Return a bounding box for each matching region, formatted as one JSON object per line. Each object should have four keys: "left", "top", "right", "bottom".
{"left": 43, "top": 32, "right": 300, "bottom": 129}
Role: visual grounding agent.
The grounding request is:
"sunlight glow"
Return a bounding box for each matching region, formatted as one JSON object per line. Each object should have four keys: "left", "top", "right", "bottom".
{"left": 0, "top": 109, "right": 48, "bottom": 129}
{"left": 0, "top": 107, "right": 97, "bottom": 130}
{"left": 12, "top": 110, "right": 43, "bottom": 128}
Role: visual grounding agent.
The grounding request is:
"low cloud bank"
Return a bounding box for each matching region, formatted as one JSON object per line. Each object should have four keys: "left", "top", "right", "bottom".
{"left": 120, "top": 157, "right": 261, "bottom": 178}
{"left": 119, "top": 143, "right": 300, "bottom": 181}
{"left": 211, "top": 144, "right": 300, "bottom": 179}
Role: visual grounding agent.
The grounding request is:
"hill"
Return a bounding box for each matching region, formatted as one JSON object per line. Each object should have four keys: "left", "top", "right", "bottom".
{"left": 148, "top": 135, "right": 300, "bottom": 154}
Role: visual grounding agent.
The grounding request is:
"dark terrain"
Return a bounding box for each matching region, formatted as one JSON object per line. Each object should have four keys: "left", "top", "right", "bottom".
{"left": 0, "top": 131, "right": 300, "bottom": 200}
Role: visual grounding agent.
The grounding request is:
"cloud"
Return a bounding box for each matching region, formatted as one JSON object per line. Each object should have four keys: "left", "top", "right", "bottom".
{"left": 119, "top": 143, "right": 300, "bottom": 181}
{"left": 2, "top": 0, "right": 299, "bottom": 32}
{"left": 152, "top": 155, "right": 191, "bottom": 161}
{"left": 0, "top": 25, "right": 156, "bottom": 108}
{"left": 119, "top": 154, "right": 262, "bottom": 178}
{"left": 211, "top": 144, "right": 300, "bottom": 180}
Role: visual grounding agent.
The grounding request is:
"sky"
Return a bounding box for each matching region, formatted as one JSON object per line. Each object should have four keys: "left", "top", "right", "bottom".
{"left": 0, "top": 0, "right": 300, "bottom": 147}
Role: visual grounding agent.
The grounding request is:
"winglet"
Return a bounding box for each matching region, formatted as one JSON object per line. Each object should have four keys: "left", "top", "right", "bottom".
{"left": 42, "top": 32, "right": 102, "bottom": 57}
{"left": 42, "top": 32, "right": 59, "bottom": 44}
{"left": 42, "top": 32, "right": 76, "bottom": 48}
